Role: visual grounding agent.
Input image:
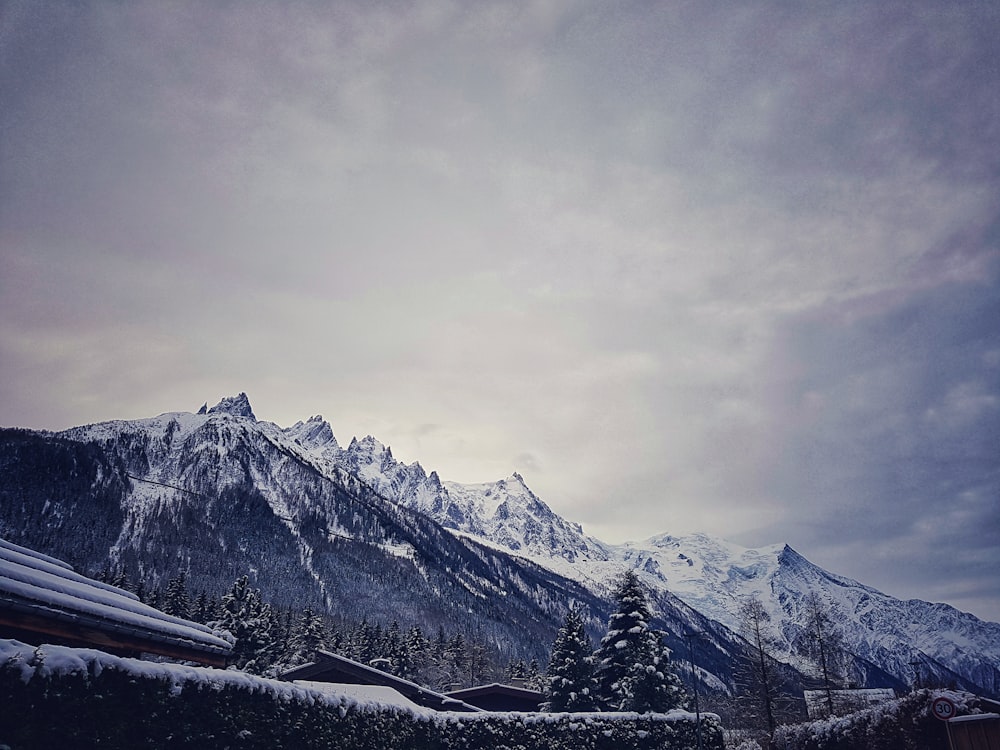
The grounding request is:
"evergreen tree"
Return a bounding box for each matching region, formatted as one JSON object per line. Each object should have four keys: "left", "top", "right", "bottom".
{"left": 210, "top": 575, "right": 276, "bottom": 675}
{"left": 350, "top": 620, "right": 376, "bottom": 664}
{"left": 594, "top": 570, "right": 687, "bottom": 712}
{"left": 446, "top": 634, "right": 467, "bottom": 677}
{"left": 624, "top": 629, "right": 687, "bottom": 714}
{"left": 507, "top": 658, "right": 528, "bottom": 682}
{"left": 526, "top": 658, "right": 544, "bottom": 691}
{"left": 190, "top": 591, "right": 211, "bottom": 623}
{"left": 384, "top": 620, "right": 408, "bottom": 677}
{"left": 403, "top": 626, "right": 429, "bottom": 683}
{"left": 288, "top": 608, "right": 328, "bottom": 665}
{"left": 163, "top": 571, "right": 191, "bottom": 619}
{"left": 543, "top": 607, "right": 598, "bottom": 712}
{"left": 595, "top": 570, "right": 653, "bottom": 709}
{"left": 468, "top": 637, "right": 488, "bottom": 687}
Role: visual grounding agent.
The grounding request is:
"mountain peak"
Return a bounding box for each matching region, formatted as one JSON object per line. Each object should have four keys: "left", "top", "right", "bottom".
{"left": 286, "top": 415, "right": 338, "bottom": 450}
{"left": 206, "top": 393, "right": 256, "bottom": 420}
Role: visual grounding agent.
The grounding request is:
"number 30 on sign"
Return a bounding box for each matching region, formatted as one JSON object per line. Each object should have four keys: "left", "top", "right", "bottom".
{"left": 932, "top": 696, "right": 957, "bottom": 721}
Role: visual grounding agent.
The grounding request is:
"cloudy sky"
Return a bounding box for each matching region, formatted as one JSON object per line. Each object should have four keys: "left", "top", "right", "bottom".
{"left": 2, "top": 2, "right": 998, "bottom": 622}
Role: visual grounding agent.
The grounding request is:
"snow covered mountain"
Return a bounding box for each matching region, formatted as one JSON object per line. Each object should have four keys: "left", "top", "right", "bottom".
{"left": 270, "top": 403, "right": 1000, "bottom": 698}
{"left": 1, "top": 393, "right": 998, "bottom": 699}
{"left": 616, "top": 535, "right": 1000, "bottom": 696}
{"left": 0, "top": 398, "right": 609, "bottom": 666}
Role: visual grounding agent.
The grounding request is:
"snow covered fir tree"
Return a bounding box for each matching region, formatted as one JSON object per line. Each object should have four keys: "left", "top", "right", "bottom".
{"left": 593, "top": 570, "right": 689, "bottom": 713}
{"left": 542, "top": 606, "right": 598, "bottom": 711}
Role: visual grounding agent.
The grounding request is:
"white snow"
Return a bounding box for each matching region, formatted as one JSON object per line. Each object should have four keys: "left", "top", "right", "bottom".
{"left": 293, "top": 680, "right": 436, "bottom": 716}
{"left": 950, "top": 713, "right": 1000, "bottom": 723}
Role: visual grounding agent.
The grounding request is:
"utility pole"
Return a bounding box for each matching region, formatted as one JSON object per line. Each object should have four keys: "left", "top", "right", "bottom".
{"left": 683, "top": 631, "right": 703, "bottom": 750}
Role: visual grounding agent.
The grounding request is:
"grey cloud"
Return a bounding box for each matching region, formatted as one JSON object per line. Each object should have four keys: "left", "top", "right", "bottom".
{"left": 2, "top": 1, "right": 999, "bottom": 620}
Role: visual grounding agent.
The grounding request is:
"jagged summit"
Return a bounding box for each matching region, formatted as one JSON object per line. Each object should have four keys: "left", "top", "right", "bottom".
{"left": 286, "top": 415, "right": 339, "bottom": 451}
{"left": 205, "top": 392, "right": 256, "bottom": 420}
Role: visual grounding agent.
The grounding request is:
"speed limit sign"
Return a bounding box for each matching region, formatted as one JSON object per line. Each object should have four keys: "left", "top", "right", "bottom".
{"left": 932, "top": 696, "right": 957, "bottom": 721}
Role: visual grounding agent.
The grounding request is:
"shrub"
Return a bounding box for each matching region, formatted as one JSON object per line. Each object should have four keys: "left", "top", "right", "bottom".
{"left": 1, "top": 640, "right": 723, "bottom": 750}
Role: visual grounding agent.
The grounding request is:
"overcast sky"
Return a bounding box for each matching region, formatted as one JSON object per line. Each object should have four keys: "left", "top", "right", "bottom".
{"left": 2, "top": 1, "right": 998, "bottom": 622}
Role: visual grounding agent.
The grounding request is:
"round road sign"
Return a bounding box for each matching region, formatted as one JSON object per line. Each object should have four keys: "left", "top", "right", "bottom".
{"left": 932, "top": 696, "right": 957, "bottom": 721}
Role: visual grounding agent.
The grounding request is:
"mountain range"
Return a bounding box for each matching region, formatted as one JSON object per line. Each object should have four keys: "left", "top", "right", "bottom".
{"left": 1, "top": 393, "right": 997, "bottom": 698}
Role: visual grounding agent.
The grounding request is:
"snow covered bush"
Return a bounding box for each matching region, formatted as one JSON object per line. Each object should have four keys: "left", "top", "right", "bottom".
{"left": 1, "top": 640, "right": 724, "bottom": 750}
{"left": 772, "top": 689, "right": 983, "bottom": 750}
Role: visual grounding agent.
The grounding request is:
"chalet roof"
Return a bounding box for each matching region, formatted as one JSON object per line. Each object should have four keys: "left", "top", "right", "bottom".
{"left": 445, "top": 682, "right": 545, "bottom": 712}
{"left": 0, "top": 538, "right": 232, "bottom": 666}
{"left": 445, "top": 682, "right": 544, "bottom": 701}
{"left": 294, "top": 680, "right": 435, "bottom": 715}
{"left": 280, "top": 649, "right": 481, "bottom": 712}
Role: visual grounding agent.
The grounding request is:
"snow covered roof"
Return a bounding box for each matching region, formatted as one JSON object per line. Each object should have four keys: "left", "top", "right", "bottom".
{"left": 0, "top": 538, "right": 232, "bottom": 666}
{"left": 293, "top": 681, "right": 435, "bottom": 715}
{"left": 280, "top": 650, "right": 482, "bottom": 712}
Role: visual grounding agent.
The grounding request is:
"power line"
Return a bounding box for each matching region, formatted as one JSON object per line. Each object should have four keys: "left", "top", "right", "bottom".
{"left": 125, "top": 473, "right": 211, "bottom": 499}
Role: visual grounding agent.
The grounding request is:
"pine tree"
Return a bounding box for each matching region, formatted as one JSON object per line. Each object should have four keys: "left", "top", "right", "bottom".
{"left": 163, "top": 571, "right": 191, "bottom": 619}
{"left": 594, "top": 570, "right": 687, "bottom": 712}
{"left": 288, "top": 608, "right": 328, "bottom": 665}
{"left": 543, "top": 607, "right": 598, "bottom": 712}
{"left": 624, "top": 629, "right": 687, "bottom": 713}
{"left": 384, "top": 620, "right": 408, "bottom": 677}
{"left": 403, "top": 626, "right": 429, "bottom": 683}
{"left": 192, "top": 591, "right": 216, "bottom": 624}
{"left": 444, "top": 633, "right": 468, "bottom": 689}
{"left": 526, "top": 658, "right": 544, "bottom": 691}
{"left": 210, "top": 575, "right": 276, "bottom": 675}
{"left": 468, "top": 637, "right": 488, "bottom": 687}
{"left": 507, "top": 658, "right": 528, "bottom": 682}
{"left": 350, "top": 620, "right": 376, "bottom": 664}
{"left": 595, "top": 570, "right": 653, "bottom": 709}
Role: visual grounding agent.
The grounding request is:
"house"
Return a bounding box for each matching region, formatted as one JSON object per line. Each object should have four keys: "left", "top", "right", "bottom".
{"left": 948, "top": 712, "right": 1000, "bottom": 750}
{"left": 280, "top": 649, "right": 482, "bottom": 712}
{"left": 445, "top": 682, "right": 545, "bottom": 712}
{"left": 0, "top": 538, "right": 232, "bottom": 667}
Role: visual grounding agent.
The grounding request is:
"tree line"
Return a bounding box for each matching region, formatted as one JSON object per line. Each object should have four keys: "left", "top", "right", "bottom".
{"left": 96, "top": 567, "right": 538, "bottom": 689}
{"left": 99, "top": 563, "right": 873, "bottom": 747}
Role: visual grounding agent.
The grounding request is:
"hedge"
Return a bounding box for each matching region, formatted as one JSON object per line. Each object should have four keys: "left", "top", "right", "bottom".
{"left": 772, "top": 688, "right": 985, "bottom": 750}
{"left": 1, "top": 641, "right": 724, "bottom": 750}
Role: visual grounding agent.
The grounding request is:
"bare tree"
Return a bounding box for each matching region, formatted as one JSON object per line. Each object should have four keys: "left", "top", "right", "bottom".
{"left": 736, "top": 594, "right": 780, "bottom": 738}
{"left": 795, "top": 591, "right": 848, "bottom": 717}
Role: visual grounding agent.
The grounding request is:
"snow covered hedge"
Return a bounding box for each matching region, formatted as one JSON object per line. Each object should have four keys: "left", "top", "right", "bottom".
{"left": 0, "top": 640, "right": 724, "bottom": 750}
{"left": 772, "top": 688, "right": 983, "bottom": 750}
